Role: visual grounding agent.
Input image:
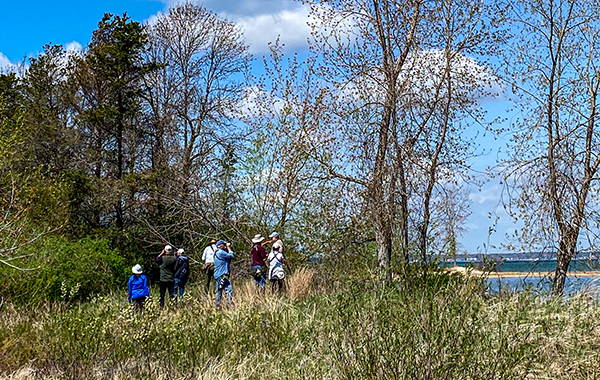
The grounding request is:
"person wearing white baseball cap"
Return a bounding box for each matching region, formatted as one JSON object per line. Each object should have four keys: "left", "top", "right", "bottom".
{"left": 201, "top": 239, "right": 218, "bottom": 294}
{"left": 156, "top": 244, "right": 177, "bottom": 308}
{"left": 173, "top": 248, "right": 190, "bottom": 298}
{"left": 267, "top": 232, "right": 285, "bottom": 258}
{"left": 268, "top": 240, "right": 286, "bottom": 295}
{"left": 128, "top": 264, "right": 149, "bottom": 312}
{"left": 269, "top": 232, "right": 284, "bottom": 252}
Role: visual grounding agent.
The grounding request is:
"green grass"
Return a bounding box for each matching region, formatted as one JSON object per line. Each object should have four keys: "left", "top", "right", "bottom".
{"left": 2, "top": 269, "right": 600, "bottom": 379}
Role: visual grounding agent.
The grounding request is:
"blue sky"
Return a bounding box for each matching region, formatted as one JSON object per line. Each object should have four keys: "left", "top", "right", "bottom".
{"left": 0, "top": 1, "right": 164, "bottom": 62}
{"left": 0, "top": 0, "right": 312, "bottom": 65}
{"left": 0, "top": 0, "right": 516, "bottom": 254}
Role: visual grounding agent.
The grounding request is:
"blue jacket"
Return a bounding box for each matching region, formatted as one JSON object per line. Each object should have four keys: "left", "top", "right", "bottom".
{"left": 128, "top": 274, "right": 150, "bottom": 301}
{"left": 213, "top": 248, "right": 234, "bottom": 279}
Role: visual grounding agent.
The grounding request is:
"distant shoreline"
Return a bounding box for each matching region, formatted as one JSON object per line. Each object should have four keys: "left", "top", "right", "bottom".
{"left": 447, "top": 266, "right": 600, "bottom": 279}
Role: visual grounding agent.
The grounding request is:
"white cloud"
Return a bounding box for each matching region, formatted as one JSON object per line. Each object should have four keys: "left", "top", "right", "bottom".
{"left": 239, "top": 85, "right": 286, "bottom": 119}
{"left": 0, "top": 52, "right": 21, "bottom": 74}
{"left": 226, "top": 5, "right": 312, "bottom": 53}
{"left": 1, "top": 42, "right": 84, "bottom": 76}
{"left": 0, "top": 52, "right": 11, "bottom": 68}
{"left": 469, "top": 186, "right": 500, "bottom": 205}
{"left": 159, "top": 0, "right": 312, "bottom": 54}
{"left": 400, "top": 50, "right": 503, "bottom": 105}
{"left": 64, "top": 41, "right": 83, "bottom": 54}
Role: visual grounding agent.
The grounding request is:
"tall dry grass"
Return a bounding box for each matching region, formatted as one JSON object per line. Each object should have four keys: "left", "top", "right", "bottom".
{"left": 3, "top": 268, "right": 600, "bottom": 379}
{"left": 286, "top": 267, "right": 315, "bottom": 301}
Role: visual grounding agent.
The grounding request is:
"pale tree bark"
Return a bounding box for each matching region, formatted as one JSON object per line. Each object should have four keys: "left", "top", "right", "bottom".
{"left": 302, "top": 0, "right": 425, "bottom": 281}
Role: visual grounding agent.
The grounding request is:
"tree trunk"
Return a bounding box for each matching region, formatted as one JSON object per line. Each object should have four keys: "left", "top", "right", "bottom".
{"left": 552, "top": 231, "right": 577, "bottom": 295}
{"left": 115, "top": 94, "right": 124, "bottom": 229}
{"left": 375, "top": 223, "right": 393, "bottom": 283}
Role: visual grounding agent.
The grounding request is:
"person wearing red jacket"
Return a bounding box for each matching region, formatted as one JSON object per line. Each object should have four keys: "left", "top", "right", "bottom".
{"left": 251, "top": 234, "right": 267, "bottom": 290}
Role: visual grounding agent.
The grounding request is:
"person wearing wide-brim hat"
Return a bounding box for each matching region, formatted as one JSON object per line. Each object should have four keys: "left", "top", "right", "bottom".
{"left": 251, "top": 234, "right": 268, "bottom": 291}
{"left": 128, "top": 264, "right": 150, "bottom": 312}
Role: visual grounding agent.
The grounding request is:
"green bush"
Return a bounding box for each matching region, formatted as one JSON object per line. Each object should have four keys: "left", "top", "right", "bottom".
{"left": 1, "top": 236, "right": 127, "bottom": 303}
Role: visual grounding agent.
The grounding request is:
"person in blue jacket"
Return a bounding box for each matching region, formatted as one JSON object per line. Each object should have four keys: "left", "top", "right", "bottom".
{"left": 213, "top": 240, "right": 235, "bottom": 308}
{"left": 128, "top": 264, "right": 150, "bottom": 312}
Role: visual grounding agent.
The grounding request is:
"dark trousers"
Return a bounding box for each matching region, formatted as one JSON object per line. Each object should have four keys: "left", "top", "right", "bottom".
{"left": 204, "top": 268, "right": 214, "bottom": 294}
{"left": 159, "top": 281, "right": 175, "bottom": 307}
{"left": 131, "top": 297, "right": 146, "bottom": 313}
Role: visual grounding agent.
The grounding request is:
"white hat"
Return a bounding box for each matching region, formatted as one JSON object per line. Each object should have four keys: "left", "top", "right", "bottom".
{"left": 252, "top": 234, "right": 265, "bottom": 243}
{"left": 164, "top": 245, "right": 172, "bottom": 251}
{"left": 132, "top": 264, "right": 142, "bottom": 274}
{"left": 269, "top": 232, "right": 279, "bottom": 238}
{"left": 177, "top": 248, "right": 185, "bottom": 255}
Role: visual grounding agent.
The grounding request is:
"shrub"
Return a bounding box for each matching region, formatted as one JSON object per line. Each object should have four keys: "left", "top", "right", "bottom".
{"left": 1, "top": 236, "right": 127, "bottom": 303}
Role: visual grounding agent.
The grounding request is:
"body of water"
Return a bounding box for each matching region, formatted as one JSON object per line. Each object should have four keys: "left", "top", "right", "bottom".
{"left": 487, "top": 274, "right": 600, "bottom": 295}
{"left": 493, "top": 259, "right": 599, "bottom": 273}
{"left": 446, "top": 259, "right": 600, "bottom": 272}
{"left": 447, "top": 259, "right": 600, "bottom": 295}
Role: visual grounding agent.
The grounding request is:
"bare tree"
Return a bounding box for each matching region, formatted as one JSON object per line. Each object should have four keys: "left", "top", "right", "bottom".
{"left": 501, "top": 0, "right": 600, "bottom": 295}
{"left": 145, "top": 4, "right": 251, "bottom": 193}
{"left": 240, "top": 41, "right": 355, "bottom": 259}
{"left": 300, "top": 0, "right": 498, "bottom": 279}
{"left": 142, "top": 3, "right": 252, "bottom": 248}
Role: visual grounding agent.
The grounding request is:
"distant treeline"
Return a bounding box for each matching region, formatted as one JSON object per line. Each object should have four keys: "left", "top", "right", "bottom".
{"left": 445, "top": 252, "right": 600, "bottom": 263}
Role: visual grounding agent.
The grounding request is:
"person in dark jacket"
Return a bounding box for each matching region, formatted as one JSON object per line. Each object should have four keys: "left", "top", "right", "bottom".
{"left": 173, "top": 248, "right": 190, "bottom": 298}
{"left": 251, "top": 234, "right": 267, "bottom": 291}
{"left": 128, "top": 264, "right": 150, "bottom": 312}
{"left": 156, "top": 244, "right": 177, "bottom": 308}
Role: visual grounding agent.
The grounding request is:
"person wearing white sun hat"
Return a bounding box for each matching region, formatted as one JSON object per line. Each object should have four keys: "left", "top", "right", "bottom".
{"left": 201, "top": 239, "right": 218, "bottom": 294}
{"left": 128, "top": 264, "right": 150, "bottom": 312}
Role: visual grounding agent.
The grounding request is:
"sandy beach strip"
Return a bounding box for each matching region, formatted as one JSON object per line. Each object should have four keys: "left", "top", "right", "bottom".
{"left": 447, "top": 266, "right": 600, "bottom": 279}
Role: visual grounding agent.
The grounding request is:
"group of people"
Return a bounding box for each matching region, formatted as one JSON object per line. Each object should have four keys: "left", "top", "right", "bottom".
{"left": 126, "top": 232, "right": 286, "bottom": 311}
{"left": 249, "top": 232, "right": 286, "bottom": 294}
{"left": 127, "top": 245, "right": 190, "bottom": 310}
{"left": 198, "top": 232, "right": 286, "bottom": 306}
